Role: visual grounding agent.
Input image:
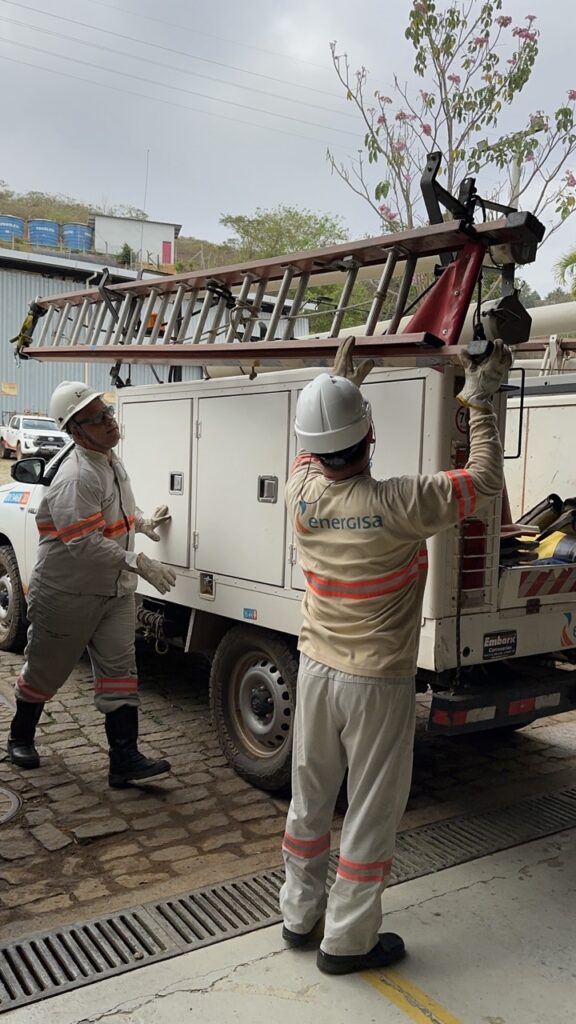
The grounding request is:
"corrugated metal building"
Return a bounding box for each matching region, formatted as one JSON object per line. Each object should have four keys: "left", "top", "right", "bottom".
{"left": 0, "top": 251, "right": 192, "bottom": 417}
{"left": 0, "top": 252, "right": 309, "bottom": 419}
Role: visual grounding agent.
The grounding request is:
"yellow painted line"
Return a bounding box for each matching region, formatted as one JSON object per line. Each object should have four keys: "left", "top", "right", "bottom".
{"left": 363, "top": 967, "right": 463, "bottom": 1024}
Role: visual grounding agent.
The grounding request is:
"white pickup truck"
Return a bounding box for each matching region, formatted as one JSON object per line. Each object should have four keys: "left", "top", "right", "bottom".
{"left": 0, "top": 414, "right": 68, "bottom": 461}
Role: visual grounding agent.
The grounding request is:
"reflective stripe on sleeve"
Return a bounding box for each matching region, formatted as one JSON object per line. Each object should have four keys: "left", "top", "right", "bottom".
{"left": 446, "top": 469, "right": 476, "bottom": 519}
{"left": 103, "top": 515, "right": 135, "bottom": 538}
{"left": 38, "top": 511, "right": 106, "bottom": 541}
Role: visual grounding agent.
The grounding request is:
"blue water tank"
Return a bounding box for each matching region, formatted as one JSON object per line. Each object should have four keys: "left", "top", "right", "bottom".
{"left": 0, "top": 214, "right": 25, "bottom": 241}
{"left": 28, "top": 218, "right": 59, "bottom": 247}
{"left": 62, "top": 222, "right": 93, "bottom": 252}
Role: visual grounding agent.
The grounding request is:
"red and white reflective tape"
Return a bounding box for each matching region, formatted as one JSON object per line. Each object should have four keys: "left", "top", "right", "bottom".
{"left": 432, "top": 706, "right": 496, "bottom": 727}
{"left": 518, "top": 566, "right": 576, "bottom": 599}
{"left": 509, "top": 693, "right": 561, "bottom": 716}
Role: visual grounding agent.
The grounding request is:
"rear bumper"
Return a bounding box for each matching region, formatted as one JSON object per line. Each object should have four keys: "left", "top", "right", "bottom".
{"left": 427, "top": 659, "right": 576, "bottom": 734}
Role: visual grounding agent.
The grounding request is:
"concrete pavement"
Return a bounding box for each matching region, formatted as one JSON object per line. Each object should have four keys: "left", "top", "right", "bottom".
{"left": 5, "top": 828, "right": 574, "bottom": 1024}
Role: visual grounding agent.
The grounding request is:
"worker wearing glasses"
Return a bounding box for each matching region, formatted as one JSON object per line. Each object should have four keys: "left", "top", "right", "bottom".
{"left": 6, "top": 381, "right": 177, "bottom": 788}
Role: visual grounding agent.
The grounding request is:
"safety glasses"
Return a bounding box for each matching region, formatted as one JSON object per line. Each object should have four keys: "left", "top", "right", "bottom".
{"left": 75, "top": 404, "right": 117, "bottom": 427}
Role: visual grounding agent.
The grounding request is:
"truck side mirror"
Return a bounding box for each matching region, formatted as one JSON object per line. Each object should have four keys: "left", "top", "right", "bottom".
{"left": 11, "top": 457, "right": 46, "bottom": 485}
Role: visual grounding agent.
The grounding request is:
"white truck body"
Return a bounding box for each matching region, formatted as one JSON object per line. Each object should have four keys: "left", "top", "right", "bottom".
{"left": 1, "top": 361, "right": 575, "bottom": 791}
{"left": 505, "top": 385, "right": 576, "bottom": 520}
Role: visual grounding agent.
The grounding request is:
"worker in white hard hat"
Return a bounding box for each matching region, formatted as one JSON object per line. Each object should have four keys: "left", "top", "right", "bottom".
{"left": 280, "top": 337, "right": 512, "bottom": 975}
{"left": 6, "top": 381, "right": 178, "bottom": 788}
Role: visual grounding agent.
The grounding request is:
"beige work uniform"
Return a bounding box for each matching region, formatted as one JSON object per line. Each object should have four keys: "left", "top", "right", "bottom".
{"left": 16, "top": 446, "right": 146, "bottom": 714}
{"left": 280, "top": 407, "right": 503, "bottom": 956}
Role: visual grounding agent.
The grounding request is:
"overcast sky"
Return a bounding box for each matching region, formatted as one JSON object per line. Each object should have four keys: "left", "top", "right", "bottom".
{"left": 0, "top": 0, "right": 574, "bottom": 293}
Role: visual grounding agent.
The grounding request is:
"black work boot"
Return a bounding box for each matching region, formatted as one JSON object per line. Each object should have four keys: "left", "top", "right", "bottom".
{"left": 317, "top": 933, "right": 406, "bottom": 975}
{"left": 7, "top": 700, "right": 44, "bottom": 769}
{"left": 105, "top": 705, "right": 171, "bottom": 788}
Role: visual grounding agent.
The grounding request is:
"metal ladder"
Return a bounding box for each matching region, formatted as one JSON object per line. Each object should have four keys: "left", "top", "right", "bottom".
{"left": 13, "top": 213, "right": 544, "bottom": 371}
{"left": 15, "top": 148, "right": 548, "bottom": 370}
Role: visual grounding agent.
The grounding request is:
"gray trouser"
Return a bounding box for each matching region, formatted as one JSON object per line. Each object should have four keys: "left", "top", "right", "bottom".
{"left": 15, "top": 581, "right": 139, "bottom": 714}
{"left": 280, "top": 654, "right": 415, "bottom": 957}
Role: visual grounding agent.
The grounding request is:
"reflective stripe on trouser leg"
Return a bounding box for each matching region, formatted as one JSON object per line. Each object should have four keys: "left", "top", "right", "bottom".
{"left": 321, "top": 675, "right": 416, "bottom": 957}
{"left": 15, "top": 582, "right": 106, "bottom": 703}
{"left": 279, "top": 655, "right": 347, "bottom": 934}
{"left": 88, "top": 594, "right": 139, "bottom": 713}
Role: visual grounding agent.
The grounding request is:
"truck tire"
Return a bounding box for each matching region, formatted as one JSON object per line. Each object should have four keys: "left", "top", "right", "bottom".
{"left": 0, "top": 545, "right": 27, "bottom": 652}
{"left": 15, "top": 443, "right": 22, "bottom": 461}
{"left": 210, "top": 625, "right": 298, "bottom": 793}
{"left": 1, "top": 442, "right": 10, "bottom": 460}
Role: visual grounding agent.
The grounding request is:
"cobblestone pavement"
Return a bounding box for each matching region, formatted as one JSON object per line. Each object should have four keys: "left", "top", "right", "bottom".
{"left": 1, "top": 643, "right": 575, "bottom": 944}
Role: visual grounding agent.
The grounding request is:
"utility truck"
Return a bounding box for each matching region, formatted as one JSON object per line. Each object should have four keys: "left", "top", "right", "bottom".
{"left": 2, "top": 153, "right": 576, "bottom": 792}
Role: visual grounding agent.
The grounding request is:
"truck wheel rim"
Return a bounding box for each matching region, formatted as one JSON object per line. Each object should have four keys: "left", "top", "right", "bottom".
{"left": 0, "top": 573, "right": 13, "bottom": 627}
{"left": 232, "top": 655, "right": 292, "bottom": 758}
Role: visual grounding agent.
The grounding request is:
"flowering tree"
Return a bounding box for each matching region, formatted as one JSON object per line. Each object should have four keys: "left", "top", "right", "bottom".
{"left": 328, "top": 1, "right": 576, "bottom": 238}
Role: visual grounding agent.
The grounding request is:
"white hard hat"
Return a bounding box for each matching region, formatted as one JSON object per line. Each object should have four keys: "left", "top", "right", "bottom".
{"left": 295, "top": 373, "right": 372, "bottom": 455}
{"left": 50, "top": 381, "right": 105, "bottom": 429}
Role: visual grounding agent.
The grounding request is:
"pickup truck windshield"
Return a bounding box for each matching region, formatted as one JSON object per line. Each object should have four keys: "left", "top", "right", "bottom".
{"left": 22, "top": 418, "right": 59, "bottom": 431}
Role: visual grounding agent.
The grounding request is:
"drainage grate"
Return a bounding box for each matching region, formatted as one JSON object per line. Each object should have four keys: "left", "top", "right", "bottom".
{"left": 2, "top": 785, "right": 576, "bottom": 1012}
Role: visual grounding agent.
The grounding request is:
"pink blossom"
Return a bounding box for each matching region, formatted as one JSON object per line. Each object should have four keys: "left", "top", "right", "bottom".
{"left": 525, "top": 152, "right": 535, "bottom": 162}
{"left": 395, "top": 110, "right": 409, "bottom": 121}
{"left": 474, "top": 34, "right": 489, "bottom": 45}
{"left": 378, "top": 204, "right": 398, "bottom": 221}
{"left": 565, "top": 171, "right": 576, "bottom": 187}
{"left": 379, "top": 95, "right": 392, "bottom": 104}
{"left": 377, "top": 114, "right": 386, "bottom": 125}
{"left": 422, "top": 123, "right": 433, "bottom": 136}
{"left": 496, "top": 15, "right": 512, "bottom": 27}
{"left": 569, "top": 89, "right": 576, "bottom": 102}
{"left": 513, "top": 27, "right": 537, "bottom": 41}
{"left": 526, "top": 14, "right": 537, "bottom": 24}
{"left": 448, "top": 74, "right": 461, "bottom": 85}
{"left": 420, "top": 90, "right": 431, "bottom": 102}
{"left": 392, "top": 141, "right": 407, "bottom": 153}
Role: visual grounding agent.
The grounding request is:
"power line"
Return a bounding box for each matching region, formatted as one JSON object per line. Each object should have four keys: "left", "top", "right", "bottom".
{"left": 83, "top": 0, "right": 334, "bottom": 73}
{"left": 0, "top": 0, "right": 346, "bottom": 100}
{"left": 0, "top": 34, "right": 358, "bottom": 136}
{"left": 0, "top": 12, "right": 356, "bottom": 119}
{"left": 0, "top": 49, "right": 355, "bottom": 151}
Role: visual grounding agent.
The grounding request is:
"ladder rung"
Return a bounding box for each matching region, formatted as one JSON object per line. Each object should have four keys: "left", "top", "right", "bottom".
{"left": 329, "top": 261, "right": 360, "bottom": 337}
{"left": 264, "top": 267, "right": 296, "bottom": 340}
{"left": 176, "top": 289, "right": 199, "bottom": 341}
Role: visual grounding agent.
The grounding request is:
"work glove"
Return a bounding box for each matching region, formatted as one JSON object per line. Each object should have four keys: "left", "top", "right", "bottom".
{"left": 136, "top": 553, "right": 177, "bottom": 595}
{"left": 332, "top": 336, "right": 374, "bottom": 387}
{"left": 138, "top": 505, "right": 171, "bottom": 542}
{"left": 457, "top": 339, "right": 513, "bottom": 413}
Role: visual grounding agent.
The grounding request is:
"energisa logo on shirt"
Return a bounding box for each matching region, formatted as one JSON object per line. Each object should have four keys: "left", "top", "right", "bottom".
{"left": 297, "top": 500, "right": 383, "bottom": 532}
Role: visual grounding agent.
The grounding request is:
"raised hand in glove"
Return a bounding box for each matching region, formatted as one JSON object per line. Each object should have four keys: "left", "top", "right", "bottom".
{"left": 137, "top": 505, "right": 171, "bottom": 542}
{"left": 332, "top": 336, "right": 374, "bottom": 387}
{"left": 457, "top": 339, "right": 513, "bottom": 412}
{"left": 136, "top": 553, "right": 176, "bottom": 594}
